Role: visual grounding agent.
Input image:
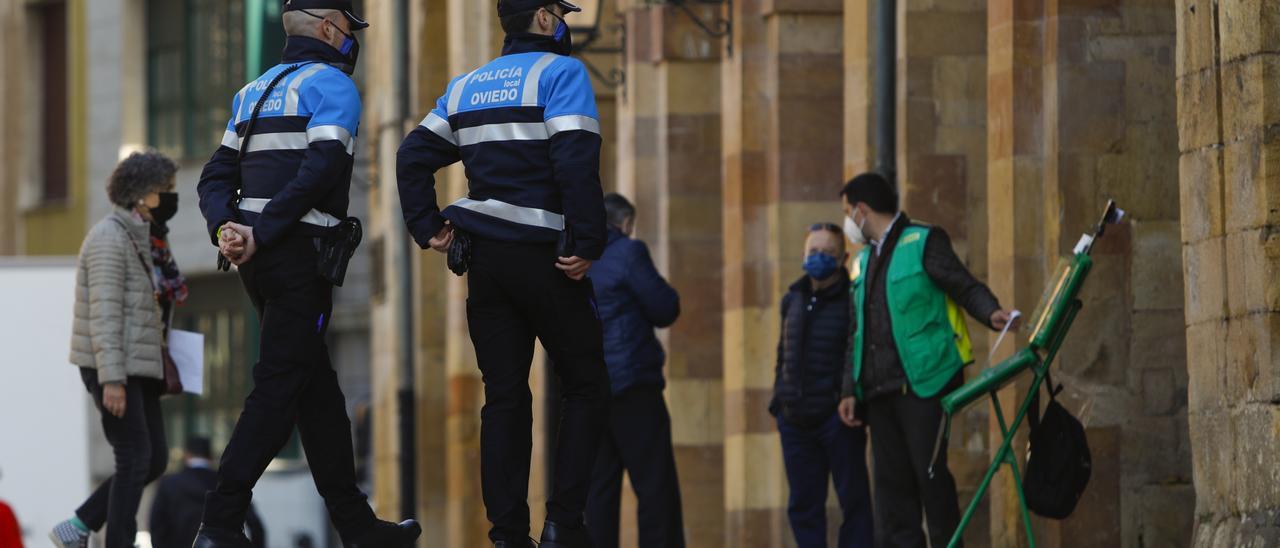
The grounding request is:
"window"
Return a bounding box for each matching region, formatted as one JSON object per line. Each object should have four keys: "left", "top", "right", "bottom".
{"left": 147, "top": 0, "right": 277, "bottom": 159}
{"left": 37, "top": 1, "right": 68, "bottom": 203}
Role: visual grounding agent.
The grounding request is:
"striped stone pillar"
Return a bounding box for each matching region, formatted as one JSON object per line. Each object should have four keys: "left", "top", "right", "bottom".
{"left": 441, "top": 3, "right": 504, "bottom": 544}
{"left": 723, "top": 0, "right": 844, "bottom": 545}
{"left": 896, "top": 1, "right": 993, "bottom": 544}
{"left": 985, "top": 0, "right": 1046, "bottom": 545}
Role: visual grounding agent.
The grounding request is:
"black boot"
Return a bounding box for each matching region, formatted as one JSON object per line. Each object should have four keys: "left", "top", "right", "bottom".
{"left": 538, "top": 522, "right": 590, "bottom": 548}
{"left": 348, "top": 520, "right": 422, "bottom": 548}
{"left": 192, "top": 525, "right": 252, "bottom": 548}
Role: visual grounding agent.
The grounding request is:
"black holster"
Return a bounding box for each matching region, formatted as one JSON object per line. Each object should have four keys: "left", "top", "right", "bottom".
{"left": 447, "top": 230, "right": 472, "bottom": 276}
{"left": 316, "top": 217, "right": 362, "bottom": 286}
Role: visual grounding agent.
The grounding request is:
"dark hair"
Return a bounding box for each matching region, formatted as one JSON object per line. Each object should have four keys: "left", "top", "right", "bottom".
{"left": 840, "top": 171, "right": 898, "bottom": 214}
{"left": 185, "top": 436, "right": 212, "bottom": 459}
{"left": 808, "top": 222, "right": 846, "bottom": 250}
{"left": 604, "top": 193, "right": 635, "bottom": 229}
{"left": 107, "top": 150, "right": 178, "bottom": 209}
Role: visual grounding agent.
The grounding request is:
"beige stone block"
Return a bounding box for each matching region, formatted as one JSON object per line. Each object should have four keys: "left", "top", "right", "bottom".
{"left": 771, "top": 12, "right": 843, "bottom": 55}
{"left": 1184, "top": 321, "right": 1226, "bottom": 413}
{"left": 1179, "top": 148, "right": 1225, "bottom": 244}
{"left": 1176, "top": 69, "right": 1220, "bottom": 153}
{"left": 1183, "top": 238, "right": 1227, "bottom": 325}
{"left": 1133, "top": 221, "right": 1186, "bottom": 311}
{"left": 1219, "top": 0, "right": 1280, "bottom": 62}
{"left": 1222, "top": 137, "right": 1279, "bottom": 233}
{"left": 667, "top": 379, "right": 726, "bottom": 446}
{"left": 1188, "top": 409, "right": 1234, "bottom": 514}
{"left": 723, "top": 433, "right": 788, "bottom": 510}
{"left": 1224, "top": 229, "right": 1270, "bottom": 317}
{"left": 1176, "top": 0, "right": 1214, "bottom": 78}
{"left": 1095, "top": 126, "right": 1180, "bottom": 222}
{"left": 932, "top": 55, "right": 987, "bottom": 128}
{"left": 1231, "top": 404, "right": 1280, "bottom": 511}
{"left": 661, "top": 62, "right": 721, "bottom": 115}
{"left": 904, "top": 11, "right": 986, "bottom": 57}
{"left": 722, "top": 306, "right": 782, "bottom": 391}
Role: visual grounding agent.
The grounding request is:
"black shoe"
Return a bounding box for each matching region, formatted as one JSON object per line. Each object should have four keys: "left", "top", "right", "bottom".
{"left": 538, "top": 522, "right": 589, "bottom": 548}
{"left": 192, "top": 525, "right": 252, "bottom": 548}
{"left": 349, "top": 519, "right": 422, "bottom": 548}
{"left": 494, "top": 540, "right": 537, "bottom": 548}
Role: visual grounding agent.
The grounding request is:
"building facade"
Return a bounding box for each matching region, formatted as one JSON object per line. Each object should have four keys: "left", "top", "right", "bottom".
{"left": 361, "top": 0, "right": 1271, "bottom": 547}
{"left": 2, "top": 0, "right": 1275, "bottom": 546}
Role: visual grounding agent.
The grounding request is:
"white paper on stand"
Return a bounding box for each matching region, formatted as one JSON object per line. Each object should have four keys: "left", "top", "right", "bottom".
{"left": 168, "top": 329, "right": 205, "bottom": 395}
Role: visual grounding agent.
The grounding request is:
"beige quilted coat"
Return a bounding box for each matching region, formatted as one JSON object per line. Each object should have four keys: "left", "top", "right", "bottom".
{"left": 69, "top": 208, "right": 165, "bottom": 384}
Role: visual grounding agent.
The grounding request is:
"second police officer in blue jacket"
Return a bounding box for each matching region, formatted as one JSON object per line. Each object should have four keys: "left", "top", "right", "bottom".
{"left": 396, "top": 2, "right": 607, "bottom": 548}
{"left": 195, "top": 2, "right": 420, "bottom": 547}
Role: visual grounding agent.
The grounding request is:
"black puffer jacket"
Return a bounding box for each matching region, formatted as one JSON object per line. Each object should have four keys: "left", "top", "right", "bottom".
{"left": 770, "top": 272, "right": 851, "bottom": 428}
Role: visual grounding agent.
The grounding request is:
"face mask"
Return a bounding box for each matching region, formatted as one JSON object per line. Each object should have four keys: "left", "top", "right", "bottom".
{"left": 151, "top": 192, "right": 179, "bottom": 224}
{"left": 803, "top": 252, "right": 839, "bottom": 281}
{"left": 844, "top": 211, "right": 867, "bottom": 246}
{"left": 548, "top": 11, "right": 573, "bottom": 55}
{"left": 300, "top": 9, "right": 361, "bottom": 74}
{"left": 333, "top": 27, "right": 360, "bottom": 74}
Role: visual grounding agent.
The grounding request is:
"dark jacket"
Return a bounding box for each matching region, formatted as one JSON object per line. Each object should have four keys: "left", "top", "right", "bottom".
{"left": 842, "top": 213, "right": 1002, "bottom": 400}
{"left": 397, "top": 33, "right": 607, "bottom": 259}
{"left": 198, "top": 36, "right": 362, "bottom": 248}
{"left": 149, "top": 465, "right": 265, "bottom": 548}
{"left": 771, "top": 272, "right": 853, "bottom": 428}
{"left": 592, "top": 228, "right": 680, "bottom": 395}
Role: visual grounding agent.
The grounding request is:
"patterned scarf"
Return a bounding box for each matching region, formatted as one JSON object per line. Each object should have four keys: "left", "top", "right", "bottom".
{"left": 150, "top": 223, "right": 189, "bottom": 309}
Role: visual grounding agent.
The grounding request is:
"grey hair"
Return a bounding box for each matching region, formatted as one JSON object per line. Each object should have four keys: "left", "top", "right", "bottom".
{"left": 282, "top": 8, "right": 339, "bottom": 38}
{"left": 107, "top": 150, "right": 178, "bottom": 209}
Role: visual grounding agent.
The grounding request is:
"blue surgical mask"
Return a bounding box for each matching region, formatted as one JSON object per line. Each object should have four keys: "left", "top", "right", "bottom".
{"left": 548, "top": 11, "right": 573, "bottom": 55}
{"left": 803, "top": 253, "right": 839, "bottom": 281}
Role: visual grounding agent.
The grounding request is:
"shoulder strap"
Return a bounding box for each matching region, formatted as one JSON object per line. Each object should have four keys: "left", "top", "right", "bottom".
{"left": 236, "top": 62, "right": 316, "bottom": 163}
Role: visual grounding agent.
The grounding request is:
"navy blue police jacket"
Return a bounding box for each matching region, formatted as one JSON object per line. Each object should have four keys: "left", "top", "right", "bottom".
{"left": 396, "top": 33, "right": 607, "bottom": 259}
{"left": 197, "top": 36, "right": 361, "bottom": 247}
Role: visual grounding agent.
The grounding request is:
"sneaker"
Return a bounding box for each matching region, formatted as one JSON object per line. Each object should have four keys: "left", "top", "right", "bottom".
{"left": 49, "top": 519, "right": 89, "bottom": 548}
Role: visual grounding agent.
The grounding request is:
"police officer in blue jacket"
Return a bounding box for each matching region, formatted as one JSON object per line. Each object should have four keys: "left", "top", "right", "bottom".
{"left": 195, "top": 2, "right": 420, "bottom": 547}
{"left": 396, "top": 1, "right": 608, "bottom": 547}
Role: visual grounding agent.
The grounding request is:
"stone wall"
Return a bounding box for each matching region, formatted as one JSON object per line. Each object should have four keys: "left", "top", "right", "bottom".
{"left": 1176, "top": 0, "right": 1280, "bottom": 544}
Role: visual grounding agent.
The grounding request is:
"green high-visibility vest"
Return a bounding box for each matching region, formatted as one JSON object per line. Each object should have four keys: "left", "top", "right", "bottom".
{"left": 850, "top": 224, "right": 975, "bottom": 399}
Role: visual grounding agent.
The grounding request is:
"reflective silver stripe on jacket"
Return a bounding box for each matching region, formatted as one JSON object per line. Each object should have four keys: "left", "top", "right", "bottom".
{"left": 221, "top": 130, "right": 240, "bottom": 150}
{"left": 238, "top": 197, "right": 341, "bottom": 228}
{"left": 419, "top": 112, "right": 457, "bottom": 145}
{"left": 239, "top": 128, "right": 354, "bottom": 155}
{"left": 450, "top": 198, "right": 565, "bottom": 231}
{"left": 284, "top": 64, "right": 330, "bottom": 116}
{"left": 545, "top": 115, "right": 601, "bottom": 136}
{"left": 455, "top": 123, "right": 549, "bottom": 147}
{"left": 522, "top": 53, "right": 559, "bottom": 106}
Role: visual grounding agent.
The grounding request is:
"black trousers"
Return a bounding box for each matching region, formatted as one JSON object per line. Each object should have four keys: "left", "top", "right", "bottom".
{"left": 465, "top": 237, "right": 610, "bottom": 543}
{"left": 585, "top": 387, "right": 685, "bottom": 548}
{"left": 76, "top": 369, "right": 168, "bottom": 548}
{"left": 866, "top": 390, "right": 962, "bottom": 548}
{"left": 203, "top": 236, "right": 376, "bottom": 541}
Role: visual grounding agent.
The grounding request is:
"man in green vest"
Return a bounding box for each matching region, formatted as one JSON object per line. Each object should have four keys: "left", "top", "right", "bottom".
{"left": 836, "top": 172, "right": 1018, "bottom": 547}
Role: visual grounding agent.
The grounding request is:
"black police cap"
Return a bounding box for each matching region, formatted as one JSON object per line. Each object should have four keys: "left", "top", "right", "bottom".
{"left": 497, "top": 0, "right": 581, "bottom": 18}
{"left": 284, "top": 0, "right": 369, "bottom": 30}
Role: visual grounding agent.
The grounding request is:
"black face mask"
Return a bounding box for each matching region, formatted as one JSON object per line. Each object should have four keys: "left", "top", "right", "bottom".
{"left": 547, "top": 11, "right": 573, "bottom": 56}
{"left": 151, "top": 192, "right": 179, "bottom": 224}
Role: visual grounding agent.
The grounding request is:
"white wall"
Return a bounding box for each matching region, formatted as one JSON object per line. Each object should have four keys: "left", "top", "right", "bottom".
{"left": 0, "top": 260, "right": 90, "bottom": 547}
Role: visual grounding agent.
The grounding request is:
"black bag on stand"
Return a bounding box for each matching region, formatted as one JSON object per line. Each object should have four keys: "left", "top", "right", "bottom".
{"left": 1023, "top": 373, "right": 1092, "bottom": 519}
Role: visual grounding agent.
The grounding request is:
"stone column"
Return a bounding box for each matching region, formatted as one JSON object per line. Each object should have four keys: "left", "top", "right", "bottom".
{"left": 1178, "top": 0, "right": 1280, "bottom": 544}
{"left": 896, "top": 2, "right": 991, "bottom": 543}
{"left": 985, "top": 0, "right": 1046, "bottom": 545}
{"left": 723, "top": 0, "right": 843, "bottom": 545}
{"left": 1041, "top": 0, "right": 1189, "bottom": 546}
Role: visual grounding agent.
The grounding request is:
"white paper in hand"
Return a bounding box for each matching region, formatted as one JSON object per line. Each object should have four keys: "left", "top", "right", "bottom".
{"left": 988, "top": 310, "right": 1022, "bottom": 364}
{"left": 168, "top": 329, "right": 204, "bottom": 395}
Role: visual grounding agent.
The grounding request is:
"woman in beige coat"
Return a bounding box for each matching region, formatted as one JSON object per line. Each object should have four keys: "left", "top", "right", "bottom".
{"left": 50, "top": 151, "right": 185, "bottom": 548}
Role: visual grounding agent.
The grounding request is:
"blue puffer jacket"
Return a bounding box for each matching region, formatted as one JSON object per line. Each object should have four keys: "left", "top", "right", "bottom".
{"left": 592, "top": 227, "right": 681, "bottom": 396}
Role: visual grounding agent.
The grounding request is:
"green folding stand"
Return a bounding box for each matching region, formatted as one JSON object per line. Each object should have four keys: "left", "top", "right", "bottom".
{"left": 937, "top": 201, "right": 1123, "bottom": 548}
